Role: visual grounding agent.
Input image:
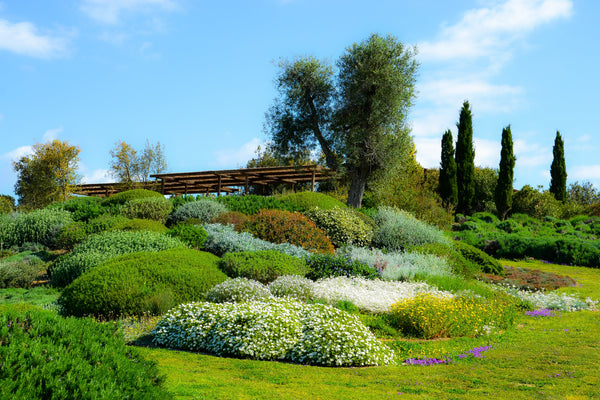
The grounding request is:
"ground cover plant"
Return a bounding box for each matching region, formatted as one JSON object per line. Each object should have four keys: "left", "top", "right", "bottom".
{"left": 479, "top": 264, "right": 577, "bottom": 291}
{"left": 219, "top": 250, "right": 308, "bottom": 283}
{"left": 277, "top": 191, "right": 347, "bottom": 212}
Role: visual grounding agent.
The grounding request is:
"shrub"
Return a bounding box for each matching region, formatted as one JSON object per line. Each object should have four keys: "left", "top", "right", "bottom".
{"left": 101, "top": 189, "right": 163, "bottom": 207}
{"left": 167, "top": 223, "right": 207, "bottom": 249}
{"left": 305, "top": 253, "right": 378, "bottom": 280}
{"left": 454, "top": 240, "right": 503, "bottom": 275}
{"left": 278, "top": 191, "right": 347, "bottom": 212}
{"left": 219, "top": 250, "right": 308, "bottom": 283}
{"left": 86, "top": 214, "right": 130, "bottom": 234}
{"left": 0, "top": 255, "right": 46, "bottom": 288}
{"left": 0, "top": 304, "right": 170, "bottom": 399}
{"left": 304, "top": 207, "right": 373, "bottom": 247}
{"left": 215, "top": 194, "right": 299, "bottom": 214}
{"left": 338, "top": 246, "right": 454, "bottom": 281}
{"left": 113, "top": 218, "right": 168, "bottom": 233}
{"left": 169, "top": 199, "right": 229, "bottom": 225}
{"left": 0, "top": 196, "right": 15, "bottom": 214}
{"left": 204, "top": 277, "right": 273, "bottom": 303}
{"left": 410, "top": 243, "right": 482, "bottom": 277}
{"left": 512, "top": 185, "right": 562, "bottom": 219}
{"left": 268, "top": 275, "right": 315, "bottom": 301}
{"left": 372, "top": 206, "right": 450, "bottom": 251}
{"left": 59, "top": 249, "right": 227, "bottom": 318}
{"left": 203, "top": 223, "right": 310, "bottom": 258}
{"left": 0, "top": 209, "right": 73, "bottom": 249}
{"left": 471, "top": 212, "right": 499, "bottom": 224}
{"left": 243, "top": 209, "right": 334, "bottom": 254}
{"left": 56, "top": 221, "right": 89, "bottom": 250}
{"left": 211, "top": 211, "right": 250, "bottom": 230}
{"left": 120, "top": 197, "right": 173, "bottom": 223}
{"left": 388, "top": 294, "right": 517, "bottom": 339}
{"left": 49, "top": 230, "right": 186, "bottom": 287}
{"left": 152, "top": 299, "right": 395, "bottom": 366}
{"left": 47, "top": 196, "right": 105, "bottom": 222}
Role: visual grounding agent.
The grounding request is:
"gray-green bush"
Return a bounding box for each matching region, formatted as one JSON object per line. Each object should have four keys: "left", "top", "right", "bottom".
{"left": 304, "top": 206, "right": 373, "bottom": 247}
{"left": 169, "top": 199, "right": 229, "bottom": 225}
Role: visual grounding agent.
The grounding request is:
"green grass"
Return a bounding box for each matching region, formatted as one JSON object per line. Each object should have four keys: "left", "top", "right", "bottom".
{"left": 0, "top": 286, "right": 59, "bottom": 307}
{"left": 136, "top": 259, "right": 600, "bottom": 399}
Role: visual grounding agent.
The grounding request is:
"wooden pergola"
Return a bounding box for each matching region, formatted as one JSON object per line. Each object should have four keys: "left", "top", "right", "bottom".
{"left": 74, "top": 165, "right": 334, "bottom": 197}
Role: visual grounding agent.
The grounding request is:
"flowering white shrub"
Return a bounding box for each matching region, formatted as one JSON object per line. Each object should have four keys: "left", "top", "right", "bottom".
{"left": 500, "top": 286, "right": 598, "bottom": 312}
{"left": 339, "top": 246, "right": 454, "bottom": 280}
{"left": 311, "top": 276, "right": 454, "bottom": 313}
{"left": 268, "top": 275, "right": 314, "bottom": 301}
{"left": 205, "top": 277, "right": 273, "bottom": 303}
{"left": 203, "top": 224, "right": 309, "bottom": 258}
{"left": 152, "top": 299, "right": 395, "bottom": 366}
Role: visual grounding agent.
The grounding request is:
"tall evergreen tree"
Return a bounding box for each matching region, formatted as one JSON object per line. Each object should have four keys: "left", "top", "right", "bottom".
{"left": 455, "top": 101, "right": 475, "bottom": 214}
{"left": 439, "top": 129, "right": 458, "bottom": 208}
{"left": 495, "top": 125, "right": 515, "bottom": 220}
{"left": 549, "top": 131, "right": 567, "bottom": 202}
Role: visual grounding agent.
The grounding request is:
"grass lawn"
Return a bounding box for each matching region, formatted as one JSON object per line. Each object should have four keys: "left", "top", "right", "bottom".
{"left": 138, "top": 260, "right": 600, "bottom": 400}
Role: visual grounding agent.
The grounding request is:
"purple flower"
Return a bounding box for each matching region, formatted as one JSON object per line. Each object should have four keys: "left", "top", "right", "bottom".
{"left": 457, "top": 346, "right": 492, "bottom": 359}
{"left": 526, "top": 309, "right": 558, "bottom": 317}
{"left": 404, "top": 357, "right": 449, "bottom": 366}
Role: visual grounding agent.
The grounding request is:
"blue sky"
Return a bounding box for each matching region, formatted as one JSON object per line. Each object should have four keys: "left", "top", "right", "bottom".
{"left": 1, "top": 0, "right": 598, "bottom": 199}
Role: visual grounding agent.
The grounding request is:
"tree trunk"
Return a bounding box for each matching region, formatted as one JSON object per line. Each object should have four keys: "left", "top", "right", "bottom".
{"left": 346, "top": 167, "right": 369, "bottom": 208}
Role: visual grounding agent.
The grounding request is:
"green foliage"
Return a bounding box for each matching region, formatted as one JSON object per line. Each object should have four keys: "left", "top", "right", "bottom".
{"left": 472, "top": 167, "right": 498, "bottom": 214}
{"left": 13, "top": 140, "right": 81, "bottom": 209}
{"left": 219, "top": 250, "right": 309, "bottom": 283}
{"left": 371, "top": 206, "right": 450, "bottom": 251}
{"left": 512, "top": 185, "right": 562, "bottom": 219}
{"left": 59, "top": 249, "right": 226, "bottom": 318}
{"left": 211, "top": 211, "right": 250, "bottom": 230}
{"left": 495, "top": 125, "right": 515, "bottom": 220}
{"left": 549, "top": 131, "right": 567, "bottom": 202}
{"left": 0, "top": 254, "right": 46, "bottom": 288}
{"left": 268, "top": 275, "right": 315, "bottom": 301}
{"left": 166, "top": 223, "right": 207, "bottom": 249}
{"left": 243, "top": 209, "right": 334, "bottom": 254}
{"left": 47, "top": 196, "right": 105, "bottom": 222}
{"left": 49, "top": 230, "right": 186, "bottom": 287}
{"left": 0, "top": 209, "right": 73, "bottom": 249}
{"left": 215, "top": 194, "right": 299, "bottom": 214}
{"left": 278, "top": 191, "right": 346, "bottom": 212}
{"left": 304, "top": 206, "right": 373, "bottom": 247}
{"left": 86, "top": 214, "right": 130, "bottom": 234}
{"left": 113, "top": 218, "right": 168, "bottom": 233}
{"left": 56, "top": 221, "right": 89, "bottom": 250}
{"left": 568, "top": 181, "right": 600, "bottom": 206}
{"left": 0, "top": 304, "right": 170, "bottom": 399}
{"left": 439, "top": 129, "right": 458, "bottom": 207}
{"left": 120, "top": 197, "right": 173, "bottom": 223}
{"left": 0, "top": 195, "right": 16, "bottom": 214}
{"left": 203, "top": 223, "right": 310, "bottom": 258}
{"left": 454, "top": 240, "right": 503, "bottom": 275}
{"left": 411, "top": 243, "right": 483, "bottom": 278}
{"left": 455, "top": 101, "right": 475, "bottom": 215}
{"left": 205, "top": 277, "right": 273, "bottom": 303}
{"left": 101, "top": 189, "right": 163, "bottom": 208}
{"left": 152, "top": 299, "right": 395, "bottom": 366}
{"left": 168, "top": 199, "right": 229, "bottom": 225}
{"left": 305, "top": 253, "right": 378, "bottom": 280}
{"left": 109, "top": 140, "right": 167, "bottom": 186}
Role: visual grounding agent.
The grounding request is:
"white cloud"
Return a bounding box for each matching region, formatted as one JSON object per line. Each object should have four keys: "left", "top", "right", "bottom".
{"left": 414, "top": 137, "right": 441, "bottom": 169}
{"left": 0, "top": 18, "right": 69, "bottom": 58}
{"left": 474, "top": 138, "right": 501, "bottom": 168}
{"left": 42, "top": 127, "right": 63, "bottom": 142}
{"left": 570, "top": 165, "right": 600, "bottom": 180}
{"left": 2, "top": 145, "right": 33, "bottom": 162}
{"left": 418, "top": 0, "right": 573, "bottom": 63}
{"left": 213, "top": 138, "right": 263, "bottom": 168}
{"left": 514, "top": 138, "right": 552, "bottom": 168}
{"left": 81, "top": 168, "right": 114, "bottom": 184}
{"left": 81, "top": 0, "right": 178, "bottom": 24}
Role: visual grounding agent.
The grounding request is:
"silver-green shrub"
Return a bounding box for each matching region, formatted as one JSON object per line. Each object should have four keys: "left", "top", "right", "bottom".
{"left": 152, "top": 299, "right": 395, "bottom": 366}
{"left": 0, "top": 209, "right": 73, "bottom": 249}
{"left": 169, "top": 199, "right": 228, "bottom": 225}
{"left": 120, "top": 197, "right": 173, "bottom": 223}
{"left": 304, "top": 206, "right": 373, "bottom": 247}
{"left": 372, "top": 206, "right": 450, "bottom": 251}
{"left": 204, "top": 277, "right": 273, "bottom": 303}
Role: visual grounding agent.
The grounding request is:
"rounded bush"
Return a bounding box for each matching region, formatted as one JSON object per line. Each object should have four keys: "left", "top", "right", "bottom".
{"left": 59, "top": 249, "right": 227, "bottom": 318}
{"left": 305, "top": 254, "right": 379, "bottom": 280}
{"left": 101, "top": 189, "right": 163, "bottom": 207}
{"left": 372, "top": 206, "right": 450, "bottom": 251}
{"left": 152, "top": 299, "right": 395, "bottom": 366}
{"left": 57, "top": 221, "right": 89, "bottom": 250}
{"left": 454, "top": 240, "right": 504, "bottom": 276}
{"left": 86, "top": 214, "right": 130, "bottom": 234}
{"left": 278, "top": 191, "right": 347, "bottom": 212}
{"left": 211, "top": 211, "right": 250, "bottom": 230}
{"left": 0, "top": 304, "right": 170, "bottom": 399}
{"left": 0, "top": 209, "right": 73, "bottom": 249}
{"left": 167, "top": 223, "right": 207, "bottom": 249}
{"left": 113, "top": 218, "right": 168, "bottom": 233}
{"left": 0, "top": 255, "right": 46, "bottom": 288}
{"left": 169, "top": 199, "right": 229, "bottom": 225}
{"left": 120, "top": 197, "right": 173, "bottom": 223}
{"left": 215, "top": 194, "right": 299, "bottom": 214}
{"left": 268, "top": 275, "right": 314, "bottom": 301}
{"left": 205, "top": 277, "right": 273, "bottom": 303}
{"left": 49, "top": 230, "right": 186, "bottom": 287}
{"left": 304, "top": 206, "right": 373, "bottom": 247}
{"left": 47, "top": 196, "right": 105, "bottom": 222}
{"left": 219, "top": 250, "right": 308, "bottom": 283}
{"left": 243, "top": 209, "right": 334, "bottom": 254}
{"left": 411, "top": 243, "right": 482, "bottom": 277}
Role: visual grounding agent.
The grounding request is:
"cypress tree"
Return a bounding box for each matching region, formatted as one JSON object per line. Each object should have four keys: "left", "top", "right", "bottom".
{"left": 495, "top": 125, "right": 515, "bottom": 220}
{"left": 549, "top": 131, "right": 567, "bottom": 202}
{"left": 439, "top": 129, "right": 458, "bottom": 208}
{"left": 455, "top": 101, "right": 475, "bottom": 215}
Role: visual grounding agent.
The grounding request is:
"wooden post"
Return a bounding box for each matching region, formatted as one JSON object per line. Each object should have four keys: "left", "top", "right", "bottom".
{"left": 245, "top": 176, "right": 249, "bottom": 195}
{"left": 184, "top": 182, "right": 188, "bottom": 196}
{"left": 311, "top": 169, "right": 316, "bottom": 192}
{"left": 161, "top": 180, "right": 164, "bottom": 195}
{"left": 217, "top": 175, "right": 222, "bottom": 197}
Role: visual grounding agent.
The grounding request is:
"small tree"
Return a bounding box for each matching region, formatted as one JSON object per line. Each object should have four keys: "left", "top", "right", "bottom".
{"left": 549, "top": 131, "right": 567, "bottom": 202}
{"left": 438, "top": 129, "right": 458, "bottom": 208}
{"left": 110, "top": 140, "right": 167, "bottom": 188}
{"left": 495, "top": 125, "right": 515, "bottom": 220}
{"left": 455, "top": 101, "right": 475, "bottom": 215}
{"left": 13, "top": 139, "right": 81, "bottom": 209}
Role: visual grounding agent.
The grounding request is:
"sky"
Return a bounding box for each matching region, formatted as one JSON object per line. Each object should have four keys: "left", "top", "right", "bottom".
{"left": 1, "top": 0, "right": 599, "bottom": 199}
